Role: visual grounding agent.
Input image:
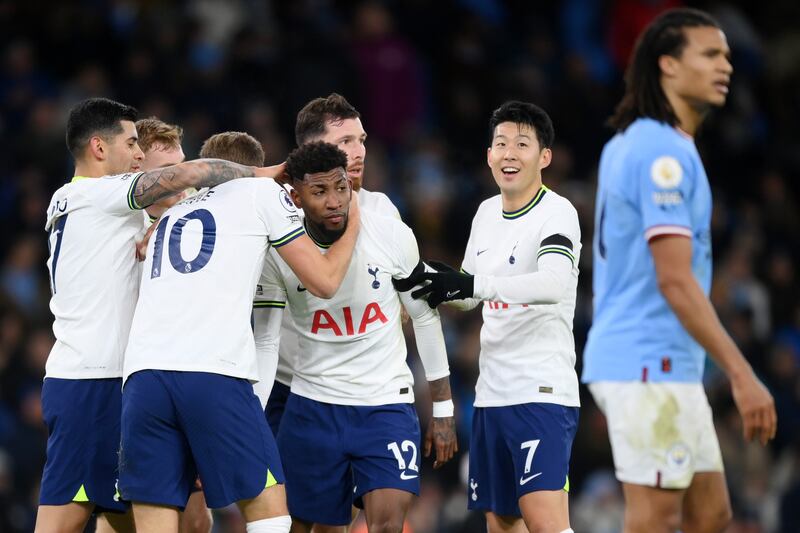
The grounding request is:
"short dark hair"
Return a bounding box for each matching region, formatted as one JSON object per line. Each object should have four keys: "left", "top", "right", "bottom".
{"left": 489, "top": 101, "right": 555, "bottom": 149}
{"left": 285, "top": 141, "right": 348, "bottom": 183}
{"left": 199, "top": 131, "right": 265, "bottom": 166}
{"left": 608, "top": 8, "right": 721, "bottom": 131}
{"left": 295, "top": 93, "right": 360, "bottom": 146}
{"left": 66, "top": 97, "right": 138, "bottom": 158}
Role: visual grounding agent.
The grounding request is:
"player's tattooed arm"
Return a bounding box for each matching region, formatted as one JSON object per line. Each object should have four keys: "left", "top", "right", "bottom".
{"left": 132, "top": 159, "right": 285, "bottom": 208}
{"left": 425, "top": 376, "right": 458, "bottom": 469}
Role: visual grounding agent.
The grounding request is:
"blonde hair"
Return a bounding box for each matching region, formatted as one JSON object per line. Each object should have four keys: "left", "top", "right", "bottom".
{"left": 135, "top": 117, "right": 183, "bottom": 153}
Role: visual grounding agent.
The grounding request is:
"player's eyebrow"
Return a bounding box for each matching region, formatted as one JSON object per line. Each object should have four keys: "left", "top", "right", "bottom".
{"left": 494, "top": 133, "right": 531, "bottom": 141}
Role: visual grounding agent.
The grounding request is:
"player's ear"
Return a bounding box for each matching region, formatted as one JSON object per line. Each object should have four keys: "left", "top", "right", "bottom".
{"left": 486, "top": 147, "right": 492, "bottom": 168}
{"left": 539, "top": 147, "right": 552, "bottom": 169}
{"left": 88, "top": 135, "right": 106, "bottom": 161}
{"left": 659, "top": 54, "right": 679, "bottom": 78}
{"left": 290, "top": 187, "right": 303, "bottom": 209}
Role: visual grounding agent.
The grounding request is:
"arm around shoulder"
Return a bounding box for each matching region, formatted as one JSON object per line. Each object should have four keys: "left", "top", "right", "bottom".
{"left": 275, "top": 190, "right": 361, "bottom": 298}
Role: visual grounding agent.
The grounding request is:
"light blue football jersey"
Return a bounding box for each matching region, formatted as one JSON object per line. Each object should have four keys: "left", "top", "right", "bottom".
{"left": 582, "top": 118, "right": 713, "bottom": 383}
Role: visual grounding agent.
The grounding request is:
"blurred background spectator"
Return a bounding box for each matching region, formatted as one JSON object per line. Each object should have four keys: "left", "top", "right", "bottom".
{"left": 2, "top": 0, "right": 799, "bottom": 531}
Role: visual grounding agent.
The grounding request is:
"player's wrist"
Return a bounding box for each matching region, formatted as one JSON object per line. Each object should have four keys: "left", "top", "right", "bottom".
{"left": 432, "top": 399, "right": 454, "bottom": 418}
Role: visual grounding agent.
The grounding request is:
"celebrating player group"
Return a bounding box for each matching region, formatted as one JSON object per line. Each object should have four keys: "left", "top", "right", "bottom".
{"left": 36, "top": 7, "right": 776, "bottom": 533}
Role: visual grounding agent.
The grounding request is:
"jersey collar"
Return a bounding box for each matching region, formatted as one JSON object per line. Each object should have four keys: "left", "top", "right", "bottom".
{"left": 71, "top": 176, "right": 92, "bottom": 182}
{"left": 502, "top": 185, "right": 548, "bottom": 220}
{"left": 304, "top": 220, "right": 332, "bottom": 249}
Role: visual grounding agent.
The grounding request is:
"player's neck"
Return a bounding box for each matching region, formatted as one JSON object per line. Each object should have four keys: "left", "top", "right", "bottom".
{"left": 304, "top": 219, "right": 343, "bottom": 247}
{"left": 73, "top": 160, "right": 109, "bottom": 179}
{"left": 665, "top": 89, "right": 704, "bottom": 137}
{"left": 501, "top": 178, "right": 543, "bottom": 212}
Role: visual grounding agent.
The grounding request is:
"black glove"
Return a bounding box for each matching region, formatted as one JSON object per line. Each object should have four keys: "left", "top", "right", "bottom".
{"left": 411, "top": 268, "right": 474, "bottom": 309}
{"left": 392, "top": 260, "right": 456, "bottom": 292}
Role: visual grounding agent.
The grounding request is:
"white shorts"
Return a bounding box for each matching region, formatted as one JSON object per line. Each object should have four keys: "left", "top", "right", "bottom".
{"left": 589, "top": 381, "right": 723, "bottom": 489}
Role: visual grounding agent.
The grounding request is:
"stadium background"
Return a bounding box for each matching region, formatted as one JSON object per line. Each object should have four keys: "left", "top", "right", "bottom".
{"left": 1, "top": 0, "right": 799, "bottom": 531}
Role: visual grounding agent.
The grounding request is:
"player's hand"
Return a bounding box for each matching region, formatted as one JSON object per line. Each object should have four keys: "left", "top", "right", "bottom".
{"left": 411, "top": 270, "right": 475, "bottom": 308}
{"left": 254, "top": 161, "right": 287, "bottom": 181}
{"left": 136, "top": 217, "right": 160, "bottom": 261}
{"left": 731, "top": 370, "right": 777, "bottom": 446}
{"left": 424, "top": 416, "right": 458, "bottom": 469}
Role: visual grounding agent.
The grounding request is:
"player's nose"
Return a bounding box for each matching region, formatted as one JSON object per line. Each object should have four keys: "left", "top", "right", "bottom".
{"left": 133, "top": 143, "right": 145, "bottom": 160}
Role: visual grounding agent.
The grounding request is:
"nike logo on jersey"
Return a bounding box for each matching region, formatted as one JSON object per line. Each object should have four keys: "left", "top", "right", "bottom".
{"left": 519, "top": 472, "right": 542, "bottom": 485}
{"left": 446, "top": 290, "right": 460, "bottom": 298}
{"left": 477, "top": 249, "right": 488, "bottom": 255}
{"left": 297, "top": 285, "right": 307, "bottom": 292}
{"left": 400, "top": 472, "right": 418, "bottom": 480}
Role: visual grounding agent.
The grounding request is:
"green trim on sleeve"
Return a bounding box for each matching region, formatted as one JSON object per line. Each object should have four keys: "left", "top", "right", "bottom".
{"left": 253, "top": 300, "right": 286, "bottom": 309}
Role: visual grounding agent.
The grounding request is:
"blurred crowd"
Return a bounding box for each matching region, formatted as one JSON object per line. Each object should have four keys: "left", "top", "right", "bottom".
{"left": 2, "top": 0, "right": 800, "bottom": 531}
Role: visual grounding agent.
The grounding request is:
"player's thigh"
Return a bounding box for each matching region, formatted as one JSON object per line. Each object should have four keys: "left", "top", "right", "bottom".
{"left": 174, "top": 371, "right": 286, "bottom": 510}
{"left": 518, "top": 489, "right": 569, "bottom": 533}
{"left": 131, "top": 502, "right": 180, "bottom": 533}
{"left": 484, "top": 512, "right": 527, "bottom": 533}
{"left": 621, "top": 483, "right": 683, "bottom": 533}
{"left": 681, "top": 471, "right": 732, "bottom": 533}
{"left": 34, "top": 502, "right": 94, "bottom": 533}
{"left": 277, "top": 394, "right": 352, "bottom": 526}
{"left": 118, "top": 371, "right": 196, "bottom": 509}
{"left": 238, "top": 483, "right": 289, "bottom": 522}
{"left": 39, "top": 378, "right": 126, "bottom": 513}
{"left": 95, "top": 510, "right": 135, "bottom": 533}
{"left": 180, "top": 490, "right": 213, "bottom": 533}
{"left": 362, "top": 488, "right": 414, "bottom": 532}
{"left": 589, "top": 381, "right": 722, "bottom": 490}
{"left": 350, "top": 403, "right": 421, "bottom": 507}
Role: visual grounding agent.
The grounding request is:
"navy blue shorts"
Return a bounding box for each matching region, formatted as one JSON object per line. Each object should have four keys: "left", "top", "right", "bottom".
{"left": 265, "top": 381, "right": 291, "bottom": 437}
{"left": 39, "top": 377, "right": 127, "bottom": 513}
{"left": 468, "top": 403, "right": 578, "bottom": 517}
{"left": 277, "top": 393, "right": 421, "bottom": 526}
{"left": 119, "top": 370, "right": 284, "bottom": 509}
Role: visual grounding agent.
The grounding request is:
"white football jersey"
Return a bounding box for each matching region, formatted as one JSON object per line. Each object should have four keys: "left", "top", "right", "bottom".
{"left": 258, "top": 210, "right": 445, "bottom": 405}
{"left": 123, "top": 178, "right": 303, "bottom": 382}
{"left": 44, "top": 173, "right": 145, "bottom": 379}
{"left": 463, "top": 187, "right": 581, "bottom": 407}
{"left": 359, "top": 187, "right": 400, "bottom": 219}
{"left": 267, "top": 187, "right": 402, "bottom": 386}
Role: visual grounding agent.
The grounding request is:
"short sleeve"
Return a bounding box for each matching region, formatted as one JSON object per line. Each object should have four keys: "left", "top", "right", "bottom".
{"left": 536, "top": 205, "right": 581, "bottom": 268}
{"left": 81, "top": 172, "right": 145, "bottom": 215}
{"left": 637, "top": 148, "right": 696, "bottom": 241}
{"left": 253, "top": 180, "right": 305, "bottom": 248}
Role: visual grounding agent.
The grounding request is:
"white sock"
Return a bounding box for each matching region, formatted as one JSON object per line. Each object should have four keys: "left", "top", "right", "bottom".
{"left": 246, "top": 515, "right": 291, "bottom": 533}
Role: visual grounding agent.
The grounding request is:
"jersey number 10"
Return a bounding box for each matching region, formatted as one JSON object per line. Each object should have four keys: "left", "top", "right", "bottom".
{"left": 151, "top": 209, "right": 217, "bottom": 278}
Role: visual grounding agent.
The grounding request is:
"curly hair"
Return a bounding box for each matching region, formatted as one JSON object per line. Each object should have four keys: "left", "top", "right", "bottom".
{"left": 285, "top": 141, "right": 348, "bottom": 183}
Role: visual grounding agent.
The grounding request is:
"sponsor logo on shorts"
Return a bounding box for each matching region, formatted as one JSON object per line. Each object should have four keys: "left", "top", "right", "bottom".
{"left": 400, "top": 472, "right": 418, "bottom": 480}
